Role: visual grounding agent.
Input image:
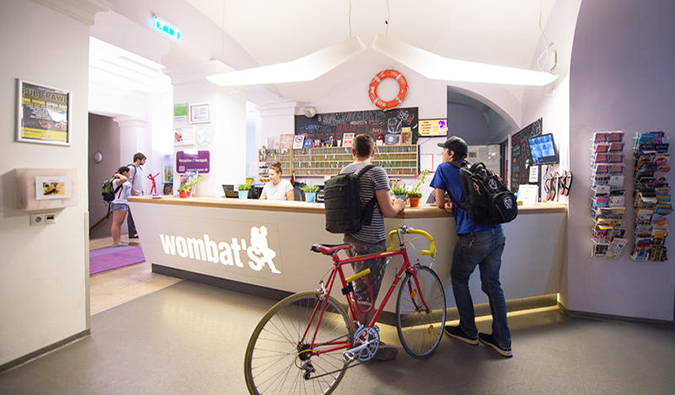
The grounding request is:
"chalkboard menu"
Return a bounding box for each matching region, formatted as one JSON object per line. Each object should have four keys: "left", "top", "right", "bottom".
{"left": 510, "top": 118, "right": 542, "bottom": 193}
{"left": 295, "top": 107, "right": 419, "bottom": 145}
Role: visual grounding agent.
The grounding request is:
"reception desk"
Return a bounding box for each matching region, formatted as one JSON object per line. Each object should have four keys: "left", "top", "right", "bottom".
{"left": 128, "top": 196, "right": 566, "bottom": 312}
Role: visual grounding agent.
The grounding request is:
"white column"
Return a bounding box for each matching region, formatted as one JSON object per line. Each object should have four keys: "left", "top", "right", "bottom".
{"left": 114, "top": 116, "right": 148, "bottom": 166}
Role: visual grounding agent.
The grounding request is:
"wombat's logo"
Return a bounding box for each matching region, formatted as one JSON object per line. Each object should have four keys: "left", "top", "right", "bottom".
{"left": 159, "top": 226, "right": 281, "bottom": 274}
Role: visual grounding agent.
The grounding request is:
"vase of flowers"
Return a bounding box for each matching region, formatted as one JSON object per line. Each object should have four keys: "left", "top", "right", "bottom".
{"left": 178, "top": 174, "right": 202, "bottom": 198}
{"left": 301, "top": 184, "right": 320, "bottom": 203}
{"left": 238, "top": 183, "right": 252, "bottom": 200}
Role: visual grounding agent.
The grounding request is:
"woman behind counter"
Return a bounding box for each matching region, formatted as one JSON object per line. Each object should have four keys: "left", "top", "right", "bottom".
{"left": 259, "top": 161, "right": 294, "bottom": 201}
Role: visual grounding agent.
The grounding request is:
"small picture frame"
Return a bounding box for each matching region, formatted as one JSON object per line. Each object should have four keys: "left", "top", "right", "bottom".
{"left": 189, "top": 103, "right": 210, "bottom": 124}
{"left": 35, "top": 176, "right": 72, "bottom": 200}
{"left": 174, "top": 127, "right": 194, "bottom": 145}
{"left": 17, "top": 79, "right": 71, "bottom": 146}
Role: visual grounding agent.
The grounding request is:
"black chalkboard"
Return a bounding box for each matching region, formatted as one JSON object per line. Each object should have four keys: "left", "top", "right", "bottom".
{"left": 510, "top": 118, "right": 542, "bottom": 193}
{"left": 295, "top": 107, "right": 419, "bottom": 145}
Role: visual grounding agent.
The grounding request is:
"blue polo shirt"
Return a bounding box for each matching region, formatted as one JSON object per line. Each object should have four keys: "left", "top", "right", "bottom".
{"left": 430, "top": 161, "right": 497, "bottom": 235}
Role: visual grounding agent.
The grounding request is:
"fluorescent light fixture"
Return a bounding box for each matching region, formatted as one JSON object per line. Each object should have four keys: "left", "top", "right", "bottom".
{"left": 207, "top": 37, "right": 367, "bottom": 86}
{"left": 372, "top": 34, "right": 558, "bottom": 86}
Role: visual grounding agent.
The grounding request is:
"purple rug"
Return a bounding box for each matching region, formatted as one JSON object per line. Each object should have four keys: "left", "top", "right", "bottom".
{"left": 90, "top": 245, "right": 146, "bottom": 275}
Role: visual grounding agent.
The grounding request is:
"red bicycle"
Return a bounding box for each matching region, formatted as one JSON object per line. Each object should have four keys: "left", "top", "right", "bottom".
{"left": 244, "top": 226, "right": 447, "bottom": 394}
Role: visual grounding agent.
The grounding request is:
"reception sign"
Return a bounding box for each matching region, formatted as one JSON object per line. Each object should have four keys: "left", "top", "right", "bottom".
{"left": 176, "top": 150, "right": 210, "bottom": 173}
{"left": 17, "top": 79, "right": 71, "bottom": 146}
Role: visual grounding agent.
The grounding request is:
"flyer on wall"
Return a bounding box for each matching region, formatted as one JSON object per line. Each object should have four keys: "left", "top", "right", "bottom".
{"left": 17, "top": 79, "right": 71, "bottom": 146}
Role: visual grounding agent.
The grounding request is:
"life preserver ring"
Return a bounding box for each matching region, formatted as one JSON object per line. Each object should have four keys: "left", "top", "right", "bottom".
{"left": 368, "top": 69, "right": 408, "bottom": 110}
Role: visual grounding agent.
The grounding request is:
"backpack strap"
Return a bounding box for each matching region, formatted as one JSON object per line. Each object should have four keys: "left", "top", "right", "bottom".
{"left": 446, "top": 160, "right": 470, "bottom": 211}
{"left": 356, "top": 164, "right": 377, "bottom": 226}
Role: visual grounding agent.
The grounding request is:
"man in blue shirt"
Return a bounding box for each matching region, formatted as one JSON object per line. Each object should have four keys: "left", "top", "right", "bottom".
{"left": 430, "top": 136, "right": 512, "bottom": 357}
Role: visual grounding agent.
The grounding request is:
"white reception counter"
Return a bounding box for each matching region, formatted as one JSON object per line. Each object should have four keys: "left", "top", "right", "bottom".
{"left": 128, "top": 196, "right": 567, "bottom": 312}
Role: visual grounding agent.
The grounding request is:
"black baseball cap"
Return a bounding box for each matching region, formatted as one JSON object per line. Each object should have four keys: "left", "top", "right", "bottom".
{"left": 437, "top": 136, "right": 468, "bottom": 158}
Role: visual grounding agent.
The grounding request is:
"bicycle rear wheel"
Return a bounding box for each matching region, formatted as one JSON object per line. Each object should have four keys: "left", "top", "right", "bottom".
{"left": 244, "top": 291, "right": 351, "bottom": 395}
{"left": 396, "top": 266, "right": 446, "bottom": 358}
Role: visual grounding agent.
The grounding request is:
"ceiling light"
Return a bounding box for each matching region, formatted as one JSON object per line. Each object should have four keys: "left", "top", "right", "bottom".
{"left": 372, "top": 35, "right": 558, "bottom": 86}
{"left": 207, "top": 37, "right": 367, "bottom": 86}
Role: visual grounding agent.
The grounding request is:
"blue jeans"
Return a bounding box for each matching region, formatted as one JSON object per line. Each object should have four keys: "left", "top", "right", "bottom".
{"left": 451, "top": 227, "right": 511, "bottom": 348}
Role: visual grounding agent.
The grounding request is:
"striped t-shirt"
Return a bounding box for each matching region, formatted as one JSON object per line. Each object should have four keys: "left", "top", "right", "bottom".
{"left": 340, "top": 162, "right": 391, "bottom": 243}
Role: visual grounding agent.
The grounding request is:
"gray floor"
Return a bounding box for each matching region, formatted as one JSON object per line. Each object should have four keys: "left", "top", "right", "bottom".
{"left": 1, "top": 280, "right": 674, "bottom": 395}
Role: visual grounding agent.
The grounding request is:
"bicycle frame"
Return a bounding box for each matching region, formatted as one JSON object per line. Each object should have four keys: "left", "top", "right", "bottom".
{"left": 300, "top": 244, "right": 434, "bottom": 359}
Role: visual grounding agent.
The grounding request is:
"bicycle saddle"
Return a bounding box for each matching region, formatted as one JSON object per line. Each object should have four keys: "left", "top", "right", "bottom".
{"left": 310, "top": 243, "right": 352, "bottom": 255}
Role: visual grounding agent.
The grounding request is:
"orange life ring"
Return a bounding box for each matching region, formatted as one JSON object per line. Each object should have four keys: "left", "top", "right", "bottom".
{"left": 368, "top": 69, "right": 408, "bottom": 110}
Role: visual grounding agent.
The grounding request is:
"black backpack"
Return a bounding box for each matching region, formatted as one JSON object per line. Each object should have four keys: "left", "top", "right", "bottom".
{"left": 324, "top": 164, "right": 377, "bottom": 234}
{"left": 101, "top": 176, "right": 123, "bottom": 202}
{"left": 448, "top": 161, "right": 518, "bottom": 226}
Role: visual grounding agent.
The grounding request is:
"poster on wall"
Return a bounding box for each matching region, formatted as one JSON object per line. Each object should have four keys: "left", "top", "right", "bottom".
{"left": 16, "top": 79, "right": 71, "bottom": 146}
{"left": 189, "top": 103, "right": 210, "bottom": 124}
{"left": 174, "top": 103, "right": 188, "bottom": 121}
{"left": 418, "top": 119, "right": 448, "bottom": 137}
{"left": 174, "top": 127, "right": 194, "bottom": 145}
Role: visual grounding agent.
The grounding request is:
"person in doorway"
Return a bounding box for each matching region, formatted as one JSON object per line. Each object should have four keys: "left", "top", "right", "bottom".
{"left": 430, "top": 136, "right": 512, "bottom": 357}
{"left": 340, "top": 134, "right": 406, "bottom": 361}
{"left": 110, "top": 166, "right": 132, "bottom": 247}
{"left": 259, "top": 161, "right": 294, "bottom": 201}
{"left": 126, "top": 152, "right": 146, "bottom": 239}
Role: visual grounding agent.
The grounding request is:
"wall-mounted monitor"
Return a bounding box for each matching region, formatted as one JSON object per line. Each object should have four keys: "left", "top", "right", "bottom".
{"left": 528, "top": 133, "right": 558, "bottom": 165}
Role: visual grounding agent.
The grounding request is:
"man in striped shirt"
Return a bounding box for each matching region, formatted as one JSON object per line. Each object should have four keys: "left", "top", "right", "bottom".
{"left": 341, "top": 134, "right": 406, "bottom": 360}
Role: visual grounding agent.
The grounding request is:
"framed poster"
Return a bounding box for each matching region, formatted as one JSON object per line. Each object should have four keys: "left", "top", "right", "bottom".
{"left": 174, "top": 103, "right": 188, "bottom": 121}
{"left": 189, "top": 103, "right": 210, "bottom": 124}
{"left": 418, "top": 119, "right": 448, "bottom": 137}
{"left": 174, "top": 127, "right": 194, "bottom": 145}
{"left": 17, "top": 79, "right": 71, "bottom": 146}
{"left": 35, "top": 176, "right": 72, "bottom": 200}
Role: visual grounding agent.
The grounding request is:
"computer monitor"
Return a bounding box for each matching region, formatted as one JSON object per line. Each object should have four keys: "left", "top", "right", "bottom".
{"left": 528, "top": 134, "right": 558, "bottom": 165}
{"left": 222, "top": 184, "right": 239, "bottom": 198}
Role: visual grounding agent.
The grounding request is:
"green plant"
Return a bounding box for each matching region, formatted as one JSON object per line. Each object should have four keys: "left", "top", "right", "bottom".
{"left": 408, "top": 170, "right": 430, "bottom": 198}
{"left": 238, "top": 183, "right": 253, "bottom": 191}
{"left": 300, "top": 184, "right": 320, "bottom": 193}
{"left": 178, "top": 175, "right": 202, "bottom": 192}
{"left": 391, "top": 185, "right": 408, "bottom": 196}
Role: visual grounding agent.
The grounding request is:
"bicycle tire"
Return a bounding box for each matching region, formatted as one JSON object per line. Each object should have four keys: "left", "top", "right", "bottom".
{"left": 396, "top": 266, "right": 447, "bottom": 358}
{"left": 244, "top": 291, "right": 351, "bottom": 395}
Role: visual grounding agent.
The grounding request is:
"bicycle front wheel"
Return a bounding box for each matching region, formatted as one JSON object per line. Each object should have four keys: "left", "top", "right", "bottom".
{"left": 244, "top": 291, "right": 351, "bottom": 395}
{"left": 396, "top": 266, "right": 447, "bottom": 358}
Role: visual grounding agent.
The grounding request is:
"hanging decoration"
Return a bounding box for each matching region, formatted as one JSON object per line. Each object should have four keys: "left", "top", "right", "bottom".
{"left": 368, "top": 69, "right": 408, "bottom": 110}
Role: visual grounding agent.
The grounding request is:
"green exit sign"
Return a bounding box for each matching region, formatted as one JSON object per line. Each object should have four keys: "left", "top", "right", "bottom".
{"left": 153, "top": 16, "right": 180, "bottom": 40}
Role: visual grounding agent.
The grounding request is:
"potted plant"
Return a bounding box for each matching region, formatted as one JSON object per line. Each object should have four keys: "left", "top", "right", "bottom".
{"left": 301, "top": 184, "right": 320, "bottom": 203}
{"left": 178, "top": 174, "right": 202, "bottom": 198}
{"left": 408, "top": 170, "right": 429, "bottom": 208}
{"left": 238, "top": 183, "right": 252, "bottom": 200}
{"left": 391, "top": 184, "right": 408, "bottom": 201}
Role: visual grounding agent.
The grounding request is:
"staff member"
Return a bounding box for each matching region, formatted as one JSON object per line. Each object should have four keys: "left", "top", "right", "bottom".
{"left": 259, "top": 161, "right": 294, "bottom": 201}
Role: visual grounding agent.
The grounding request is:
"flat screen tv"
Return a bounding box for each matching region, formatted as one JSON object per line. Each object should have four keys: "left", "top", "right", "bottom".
{"left": 528, "top": 133, "right": 558, "bottom": 165}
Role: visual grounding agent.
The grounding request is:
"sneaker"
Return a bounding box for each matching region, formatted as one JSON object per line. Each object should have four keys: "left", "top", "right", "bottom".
{"left": 478, "top": 333, "right": 513, "bottom": 358}
{"left": 129, "top": 234, "right": 139, "bottom": 239}
{"left": 444, "top": 325, "right": 478, "bottom": 345}
{"left": 374, "top": 342, "right": 398, "bottom": 362}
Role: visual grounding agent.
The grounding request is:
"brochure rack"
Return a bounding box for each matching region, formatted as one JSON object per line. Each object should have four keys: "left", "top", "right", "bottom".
{"left": 631, "top": 131, "right": 672, "bottom": 261}
{"left": 591, "top": 131, "right": 628, "bottom": 258}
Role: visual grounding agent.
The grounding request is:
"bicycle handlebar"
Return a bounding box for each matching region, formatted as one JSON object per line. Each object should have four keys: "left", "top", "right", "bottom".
{"left": 386, "top": 227, "right": 436, "bottom": 258}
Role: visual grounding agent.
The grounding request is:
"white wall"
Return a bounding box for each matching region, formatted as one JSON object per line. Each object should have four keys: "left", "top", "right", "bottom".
{"left": 566, "top": 0, "right": 675, "bottom": 321}
{"left": 0, "top": 0, "right": 95, "bottom": 367}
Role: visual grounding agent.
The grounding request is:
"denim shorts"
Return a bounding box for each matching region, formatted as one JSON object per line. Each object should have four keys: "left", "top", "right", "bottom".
{"left": 111, "top": 203, "right": 128, "bottom": 212}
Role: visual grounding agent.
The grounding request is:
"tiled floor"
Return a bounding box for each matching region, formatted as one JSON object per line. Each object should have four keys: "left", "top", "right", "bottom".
{"left": 89, "top": 235, "right": 181, "bottom": 315}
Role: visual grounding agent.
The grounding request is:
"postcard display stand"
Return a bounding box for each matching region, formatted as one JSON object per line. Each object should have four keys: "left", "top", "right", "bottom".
{"left": 591, "top": 131, "right": 628, "bottom": 258}
{"left": 631, "top": 131, "right": 672, "bottom": 261}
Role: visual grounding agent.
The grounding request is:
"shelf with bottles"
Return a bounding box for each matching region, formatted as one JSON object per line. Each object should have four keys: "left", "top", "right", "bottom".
{"left": 258, "top": 148, "right": 292, "bottom": 178}
{"left": 630, "top": 131, "right": 671, "bottom": 261}
{"left": 590, "top": 131, "right": 628, "bottom": 259}
{"left": 291, "top": 145, "right": 418, "bottom": 177}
